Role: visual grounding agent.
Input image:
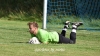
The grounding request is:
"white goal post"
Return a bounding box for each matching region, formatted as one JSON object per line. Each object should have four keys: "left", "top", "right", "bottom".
{"left": 43, "top": 0, "right": 48, "bottom": 29}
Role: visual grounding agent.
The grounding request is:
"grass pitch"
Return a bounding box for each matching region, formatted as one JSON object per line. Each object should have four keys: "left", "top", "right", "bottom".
{"left": 0, "top": 20, "right": 100, "bottom": 56}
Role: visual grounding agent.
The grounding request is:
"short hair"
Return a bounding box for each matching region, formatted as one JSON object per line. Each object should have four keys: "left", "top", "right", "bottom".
{"left": 27, "top": 22, "right": 38, "bottom": 28}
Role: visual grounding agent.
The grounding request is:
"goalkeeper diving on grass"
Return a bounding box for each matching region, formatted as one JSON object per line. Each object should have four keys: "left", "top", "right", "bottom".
{"left": 28, "top": 21, "right": 83, "bottom": 44}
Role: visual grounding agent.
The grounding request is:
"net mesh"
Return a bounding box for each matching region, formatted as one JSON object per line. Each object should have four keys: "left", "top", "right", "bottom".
{"left": 47, "top": 0, "right": 100, "bottom": 31}
{"left": 76, "top": 0, "right": 100, "bottom": 19}
{"left": 47, "top": 0, "right": 76, "bottom": 16}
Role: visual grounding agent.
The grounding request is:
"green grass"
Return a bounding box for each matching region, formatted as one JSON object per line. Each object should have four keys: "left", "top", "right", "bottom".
{"left": 0, "top": 20, "right": 100, "bottom": 56}
{"left": 47, "top": 15, "right": 100, "bottom": 30}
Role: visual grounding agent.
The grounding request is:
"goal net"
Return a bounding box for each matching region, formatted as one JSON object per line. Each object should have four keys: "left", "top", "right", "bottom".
{"left": 46, "top": 0, "right": 100, "bottom": 31}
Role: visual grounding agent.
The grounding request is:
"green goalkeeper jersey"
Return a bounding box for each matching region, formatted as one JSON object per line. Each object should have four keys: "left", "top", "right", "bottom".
{"left": 31, "top": 28, "right": 59, "bottom": 43}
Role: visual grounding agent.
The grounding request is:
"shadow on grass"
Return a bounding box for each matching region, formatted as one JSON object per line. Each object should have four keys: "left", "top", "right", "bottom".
{"left": 78, "top": 28, "right": 100, "bottom": 31}
{"left": 0, "top": 27, "right": 27, "bottom": 31}
{"left": 11, "top": 42, "right": 28, "bottom": 44}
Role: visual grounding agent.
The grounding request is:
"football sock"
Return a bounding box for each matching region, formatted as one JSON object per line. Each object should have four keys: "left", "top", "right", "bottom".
{"left": 72, "top": 25, "right": 77, "bottom": 33}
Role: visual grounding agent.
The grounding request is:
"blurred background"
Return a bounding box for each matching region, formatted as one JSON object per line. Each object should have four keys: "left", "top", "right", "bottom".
{"left": 0, "top": 0, "right": 100, "bottom": 30}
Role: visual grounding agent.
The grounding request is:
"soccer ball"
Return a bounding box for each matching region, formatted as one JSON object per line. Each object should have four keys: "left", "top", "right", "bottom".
{"left": 29, "top": 37, "right": 40, "bottom": 44}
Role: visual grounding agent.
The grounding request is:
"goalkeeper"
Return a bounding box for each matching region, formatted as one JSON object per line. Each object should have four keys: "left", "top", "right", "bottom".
{"left": 28, "top": 21, "right": 83, "bottom": 44}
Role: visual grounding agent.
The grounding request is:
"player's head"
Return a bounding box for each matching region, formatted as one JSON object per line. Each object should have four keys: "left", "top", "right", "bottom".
{"left": 28, "top": 22, "right": 38, "bottom": 28}
{"left": 28, "top": 22, "right": 38, "bottom": 35}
